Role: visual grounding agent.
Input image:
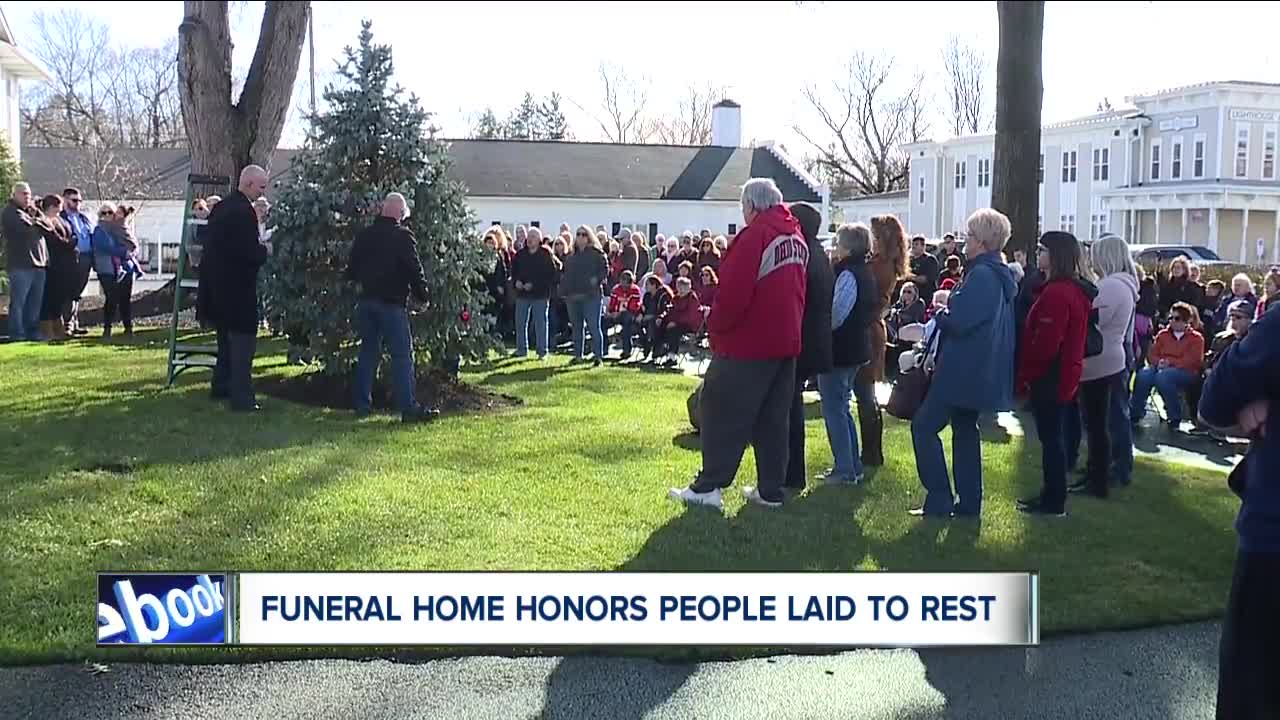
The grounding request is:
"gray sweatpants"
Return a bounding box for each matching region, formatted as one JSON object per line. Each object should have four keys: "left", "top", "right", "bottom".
{"left": 690, "top": 354, "right": 797, "bottom": 502}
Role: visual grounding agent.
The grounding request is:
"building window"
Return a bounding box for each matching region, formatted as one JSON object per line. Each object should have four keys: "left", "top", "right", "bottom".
{"left": 1090, "top": 212, "right": 1109, "bottom": 240}
{"left": 490, "top": 220, "right": 502, "bottom": 228}
{"left": 1264, "top": 125, "right": 1277, "bottom": 180}
{"left": 1038, "top": 153, "right": 1044, "bottom": 184}
{"left": 1061, "top": 150, "right": 1077, "bottom": 183}
{"left": 1193, "top": 133, "right": 1206, "bottom": 179}
{"left": 1150, "top": 139, "right": 1161, "bottom": 181}
{"left": 530, "top": 220, "right": 540, "bottom": 229}
{"left": 1171, "top": 136, "right": 1183, "bottom": 180}
{"left": 648, "top": 222, "right": 659, "bottom": 240}
{"left": 918, "top": 175, "right": 926, "bottom": 204}
{"left": 1236, "top": 125, "right": 1250, "bottom": 178}
{"left": 955, "top": 161, "right": 966, "bottom": 189}
{"left": 1092, "top": 147, "right": 1109, "bottom": 182}
{"left": 977, "top": 158, "right": 990, "bottom": 187}
{"left": 728, "top": 223, "right": 737, "bottom": 235}
{"left": 611, "top": 222, "right": 621, "bottom": 237}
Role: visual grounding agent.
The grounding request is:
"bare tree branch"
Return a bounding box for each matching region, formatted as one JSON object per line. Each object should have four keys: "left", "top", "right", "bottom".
{"left": 942, "top": 35, "right": 988, "bottom": 136}
{"left": 794, "top": 51, "right": 929, "bottom": 196}
{"left": 651, "top": 83, "right": 725, "bottom": 145}
{"left": 587, "top": 63, "right": 652, "bottom": 144}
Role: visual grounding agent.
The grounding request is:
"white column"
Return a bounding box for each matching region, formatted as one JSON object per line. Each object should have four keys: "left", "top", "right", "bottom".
{"left": 1181, "top": 208, "right": 1188, "bottom": 245}
{"left": 1273, "top": 210, "right": 1280, "bottom": 265}
{"left": 1129, "top": 209, "right": 1137, "bottom": 241}
{"left": 1208, "top": 207, "right": 1219, "bottom": 253}
{"left": 1241, "top": 207, "right": 1251, "bottom": 263}
{"left": 1154, "top": 207, "right": 1161, "bottom": 244}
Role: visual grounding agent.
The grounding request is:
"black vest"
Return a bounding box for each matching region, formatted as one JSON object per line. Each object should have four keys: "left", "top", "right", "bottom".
{"left": 831, "top": 257, "right": 876, "bottom": 369}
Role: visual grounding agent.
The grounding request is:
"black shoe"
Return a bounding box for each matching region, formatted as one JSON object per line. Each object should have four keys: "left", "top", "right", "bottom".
{"left": 1017, "top": 499, "right": 1066, "bottom": 517}
{"left": 402, "top": 406, "right": 440, "bottom": 424}
{"left": 1015, "top": 496, "right": 1040, "bottom": 509}
{"left": 1066, "top": 479, "right": 1089, "bottom": 493}
{"left": 592, "top": 358, "right": 602, "bottom": 367}
{"left": 72, "top": 328, "right": 89, "bottom": 336}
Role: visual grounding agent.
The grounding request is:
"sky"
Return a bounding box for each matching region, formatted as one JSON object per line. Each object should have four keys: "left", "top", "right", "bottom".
{"left": 7, "top": 0, "right": 1280, "bottom": 156}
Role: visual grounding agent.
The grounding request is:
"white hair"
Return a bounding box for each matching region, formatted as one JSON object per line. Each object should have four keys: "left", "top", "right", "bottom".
{"left": 1091, "top": 233, "right": 1136, "bottom": 279}
{"left": 740, "top": 178, "right": 784, "bottom": 213}
{"left": 1232, "top": 273, "right": 1256, "bottom": 295}
{"left": 966, "top": 208, "right": 1011, "bottom": 253}
{"left": 527, "top": 226, "right": 544, "bottom": 243}
{"left": 11, "top": 181, "right": 29, "bottom": 195}
{"left": 835, "top": 222, "right": 871, "bottom": 257}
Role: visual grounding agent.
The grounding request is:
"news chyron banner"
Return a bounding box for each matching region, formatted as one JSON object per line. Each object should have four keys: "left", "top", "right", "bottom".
{"left": 237, "top": 572, "right": 1039, "bottom": 647}
{"left": 97, "top": 573, "right": 231, "bottom": 645}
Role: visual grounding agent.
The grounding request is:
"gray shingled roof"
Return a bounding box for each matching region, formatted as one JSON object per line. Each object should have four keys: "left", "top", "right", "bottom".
{"left": 22, "top": 141, "right": 821, "bottom": 204}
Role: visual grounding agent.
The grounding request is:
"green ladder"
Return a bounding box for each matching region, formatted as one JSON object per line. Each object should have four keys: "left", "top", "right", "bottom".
{"left": 166, "top": 173, "right": 231, "bottom": 386}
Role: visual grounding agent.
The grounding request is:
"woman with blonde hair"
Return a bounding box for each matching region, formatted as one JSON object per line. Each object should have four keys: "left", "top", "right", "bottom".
{"left": 561, "top": 224, "right": 609, "bottom": 364}
{"left": 857, "top": 214, "right": 909, "bottom": 466}
{"left": 1157, "top": 254, "right": 1203, "bottom": 318}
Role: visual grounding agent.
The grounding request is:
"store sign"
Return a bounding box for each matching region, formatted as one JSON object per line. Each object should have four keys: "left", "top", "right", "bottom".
{"left": 1229, "top": 109, "right": 1279, "bottom": 123}
{"left": 1158, "top": 116, "right": 1199, "bottom": 131}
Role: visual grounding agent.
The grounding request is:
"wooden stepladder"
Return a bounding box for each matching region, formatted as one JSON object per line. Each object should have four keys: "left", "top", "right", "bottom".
{"left": 166, "top": 174, "right": 231, "bottom": 386}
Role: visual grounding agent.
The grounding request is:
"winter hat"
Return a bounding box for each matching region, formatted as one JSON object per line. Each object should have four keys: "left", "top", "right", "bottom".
{"left": 790, "top": 202, "right": 822, "bottom": 243}
{"left": 940, "top": 278, "right": 958, "bottom": 291}
{"left": 1227, "top": 299, "right": 1253, "bottom": 318}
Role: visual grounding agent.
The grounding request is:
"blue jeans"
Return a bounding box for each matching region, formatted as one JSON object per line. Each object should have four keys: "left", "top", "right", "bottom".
{"left": 817, "top": 366, "right": 863, "bottom": 480}
{"left": 912, "top": 387, "right": 983, "bottom": 516}
{"left": 7, "top": 268, "right": 46, "bottom": 340}
{"left": 566, "top": 296, "right": 604, "bottom": 359}
{"left": 353, "top": 301, "right": 416, "bottom": 414}
{"left": 515, "top": 298, "right": 549, "bottom": 357}
{"left": 1130, "top": 366, "right": 1196, "bottom": 425}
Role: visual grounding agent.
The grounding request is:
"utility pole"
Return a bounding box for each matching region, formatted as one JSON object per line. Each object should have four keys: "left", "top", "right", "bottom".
{"left": 308, "top": 4, "right": 317, "bottom": 116}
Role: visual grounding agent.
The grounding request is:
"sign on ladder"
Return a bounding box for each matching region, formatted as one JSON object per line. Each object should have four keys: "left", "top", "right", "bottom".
{"left": 166, "top": 174, "right": 231, "bottom": 386}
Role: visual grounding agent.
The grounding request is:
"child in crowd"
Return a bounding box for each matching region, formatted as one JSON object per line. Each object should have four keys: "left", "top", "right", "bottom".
{"left": 98, "top": 204, "right": 143, "bottom": 281}
{"left": 653, "top": 276, "right": 702, "bottom": 366}
{"left": 640, "top": 275, "right": 673, "bottom": 360}
{"left": 604, "top": 270, "right": 643, "bottom": 357}
{"left": 923, "top": 287, "right": 951, "bottom": 323}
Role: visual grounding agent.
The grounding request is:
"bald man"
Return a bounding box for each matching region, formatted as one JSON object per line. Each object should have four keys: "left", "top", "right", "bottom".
{"left": 206, "top": 164, "right": 273, "bottom": 412}
{"left": 347, "top": 192, "right": 436, "bottom": 422}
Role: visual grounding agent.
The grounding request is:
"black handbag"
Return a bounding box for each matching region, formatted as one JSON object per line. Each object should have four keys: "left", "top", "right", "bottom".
{"left": 886, "top": 332, "right": 938, "bottom": 421}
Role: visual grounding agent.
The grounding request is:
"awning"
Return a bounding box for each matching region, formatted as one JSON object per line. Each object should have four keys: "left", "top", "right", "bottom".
{"left": 0, "top": 41, "right": 51, "bottom": 82}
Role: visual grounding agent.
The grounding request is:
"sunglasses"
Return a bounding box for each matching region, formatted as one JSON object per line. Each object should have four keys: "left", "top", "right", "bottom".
{"left": 576, "top": 232, "right": 589, "bottom": 238}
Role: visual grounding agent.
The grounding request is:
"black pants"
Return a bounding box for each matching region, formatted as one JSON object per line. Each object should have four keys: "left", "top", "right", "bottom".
{"left": 1217, "top": 550, "right": 1280, "bottom": 719}
{"left": 785, "top": 367, "right": 808, "bottom": 490}
{"left": 213, "top": 327, "right": 258, "bottom": 409}
{"left": 690, "top": 355, "right": 796, "bottom": 502}
{"left": 101, "top": 274, "right": 134, "bottom": 333}
{"left": 1080, "top": 372, "right": 1122, "bottom": 496}
{"left": 1029, "top": 377, "right": 1069, "bottom": 512}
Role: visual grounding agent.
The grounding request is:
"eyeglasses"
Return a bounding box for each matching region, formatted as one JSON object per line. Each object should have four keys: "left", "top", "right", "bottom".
{"left": 576, "top": 232, "right": 589, "bottom": 238}
{"left": 67, "top": 197, "right": 81, "bottom": 204}
{"left": 99, "top": 211, "right": 113, "bottom": 216}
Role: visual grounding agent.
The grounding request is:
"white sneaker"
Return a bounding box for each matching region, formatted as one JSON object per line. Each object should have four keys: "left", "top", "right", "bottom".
{"left": 822, "top": 471, "right": 863, "bottom": 486}
{"left": 743, "top": 487, "right": 782, "bottom": 508}
{"left": 668, "top": 487, "right": 723, "bottom": 509}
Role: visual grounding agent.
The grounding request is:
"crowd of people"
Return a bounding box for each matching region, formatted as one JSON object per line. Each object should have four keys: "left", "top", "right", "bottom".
{"left": 3, "top": 183, "right": 147, "bottom": 342}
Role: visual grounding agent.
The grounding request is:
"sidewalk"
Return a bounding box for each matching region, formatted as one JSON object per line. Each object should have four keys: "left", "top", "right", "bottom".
{"left": 0, "top": 622, "right": 1221, "bottom": 720}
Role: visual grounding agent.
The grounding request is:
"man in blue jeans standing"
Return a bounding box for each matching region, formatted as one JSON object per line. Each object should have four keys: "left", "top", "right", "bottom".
{"left": 3, "top": 182, "right": 48, "bottom": 341}
{"left": 509, "top": 226, "right": 557, "bottom": 359}
{"left": 347, "top": 192, "right": 437, "bottom": 423}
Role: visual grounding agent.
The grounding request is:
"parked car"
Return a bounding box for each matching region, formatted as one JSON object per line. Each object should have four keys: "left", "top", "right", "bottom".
{"left": 1128, "top": 244, "right": 1231, "bottom": 268}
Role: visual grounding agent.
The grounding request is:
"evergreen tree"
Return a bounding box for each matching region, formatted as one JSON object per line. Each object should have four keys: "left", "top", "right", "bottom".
{"left": 537, "top": 92, "right": 570, "bottom": 140}
{"left": 505, "top": 92, "right": 539, "bottom": 140}
{"left": 472, "top": 108, "right": 505, "bottom": 139}
{"left": 264, "top": 21, "right": 494, "bottom": 377}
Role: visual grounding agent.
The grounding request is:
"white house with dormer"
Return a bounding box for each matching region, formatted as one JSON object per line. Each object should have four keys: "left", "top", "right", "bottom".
{"left": 0, "top": 6, "right": 52, "bottom": 159}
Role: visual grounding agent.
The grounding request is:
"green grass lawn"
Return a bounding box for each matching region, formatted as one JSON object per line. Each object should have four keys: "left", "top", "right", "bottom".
{"left": 0, "top": 330, "right": 1240, "bottom": 665}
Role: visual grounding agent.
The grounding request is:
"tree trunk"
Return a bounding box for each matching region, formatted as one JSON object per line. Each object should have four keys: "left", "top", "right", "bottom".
{"left": 178, "top": 1, "right": 308, "bottom": 182}
{"left": 991, "top": 0, "right": 1044, "bottom": 260}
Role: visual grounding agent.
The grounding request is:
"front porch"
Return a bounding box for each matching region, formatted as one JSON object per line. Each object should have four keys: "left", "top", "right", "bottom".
{"left": 1100, "top": 185, "right": 1280, "bottom": 264}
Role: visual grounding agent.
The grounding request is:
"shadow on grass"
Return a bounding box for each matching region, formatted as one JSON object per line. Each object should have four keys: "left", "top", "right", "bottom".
{"left": 671, "top": 432, "right": 700, "bottom": 452}
{"left": 1133, "top": 426, "right": 1245, "bottom": 469}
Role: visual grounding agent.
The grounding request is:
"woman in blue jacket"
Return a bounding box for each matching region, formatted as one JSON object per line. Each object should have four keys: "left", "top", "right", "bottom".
{"left": 91, "top": 203, "right": 135, "bottom": 338}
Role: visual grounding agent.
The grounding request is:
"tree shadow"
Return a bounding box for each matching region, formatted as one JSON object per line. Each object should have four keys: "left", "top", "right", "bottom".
{"left": 1133, "top": 427, "right": 1246, "bottom": 469}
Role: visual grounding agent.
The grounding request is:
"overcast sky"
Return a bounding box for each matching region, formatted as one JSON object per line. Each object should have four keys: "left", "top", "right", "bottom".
{"left": 7, "top": 1, "right": 1280, "bottom": 155}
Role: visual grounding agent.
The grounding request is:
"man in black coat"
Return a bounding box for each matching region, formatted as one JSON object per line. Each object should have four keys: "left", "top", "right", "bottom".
{"left": 784, "top": 202, "right": 835, "bottom": 491}
{"left": 207, "top": 165, "right": 272, "bottom": 412}
{"left": 347, "top": 192, "right": 436, "bottom": 423}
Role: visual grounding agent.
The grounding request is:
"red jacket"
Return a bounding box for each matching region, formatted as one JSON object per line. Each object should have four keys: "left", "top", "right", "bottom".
{"left": 1016, "top": 278, "right": 1094, "bottom": 402}
{"left": 608, "top": 283, "right": 642, "bottom": 314}
{"left": 707, "top": 204, "right": 808, "bottom": 359}
{"left": 697, "top": 282, "right": 718, "bottom": 309}
{"left": 663, "top": 290, "right": 704, "bottom": 330}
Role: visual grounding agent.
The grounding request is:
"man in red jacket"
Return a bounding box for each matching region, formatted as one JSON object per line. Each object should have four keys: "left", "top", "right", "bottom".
{"left": 669, "top": 178, "right": 809, "bottom": 509}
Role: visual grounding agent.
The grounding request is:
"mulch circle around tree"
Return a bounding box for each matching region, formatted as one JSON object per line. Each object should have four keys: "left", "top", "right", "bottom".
{"left": 259, "top": 368, "right": 522, "bottom": 416}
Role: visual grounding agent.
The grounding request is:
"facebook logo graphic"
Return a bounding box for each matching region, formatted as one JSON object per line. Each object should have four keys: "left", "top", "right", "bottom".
{"left": 97, "top": 574, "right": 229, "bottom": 645}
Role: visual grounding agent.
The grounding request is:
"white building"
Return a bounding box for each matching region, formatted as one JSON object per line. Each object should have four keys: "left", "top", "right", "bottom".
{"left": 841, "top": 80, "right": 1280, "bottom": 266}
{"left": 0, "top": 6, "right": 53, "bottom": 159}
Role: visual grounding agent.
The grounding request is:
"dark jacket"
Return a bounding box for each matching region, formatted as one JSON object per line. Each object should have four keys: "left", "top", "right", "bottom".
{"left": 797, "top": 237, "right": 835, "bottom": 377}
{"left": 889, "top": 298, "right": 927, "bottom": 337}
{"left": 511, "top": 245, "right": 557, "bottom": 300}
{"left": 484, "top": 253, "right": 509, "bottom": 310}
{"left": 1014, "top": 267, "right": 1046, "bottom": 361}
{"left": 643, "top": 284, "right": 673, "bottom": 319}
{"left": 346, "top": 216, "right": 429, "bottom": 306}
{"left": 205, "top": 190, "right": 269, "bottom": 333}
{"left": 39, "top": 215, "right": 77, "bottom": 270}
{"left": 1200, "top": 307, "right": 1280, "bottom": 552}
{"left": 561, "top": 246, "right": 609, "bottom": 298}
{"left": 1136, "top": 277, "right": 1159, "bottom": 317}
{"left": 1215, "top": 292, "right": 1258, "bottom": 330}
{"left": 1158, "top": 276, "right": 1203, "bottom": 318}
{"left": 830, "top": 256, "right": 875, "bottom": 369}
{"left": 930, "top": 251, "right": 1018, "bottom": 411}
{"left": 2, "top": 200, "right": 46, "bottom": 269}
{"left": 910, "top": 252, "right": 940, "bottom": 298}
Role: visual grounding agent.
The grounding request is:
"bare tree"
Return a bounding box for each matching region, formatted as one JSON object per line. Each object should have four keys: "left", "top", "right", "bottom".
{"left": 794, "top": 52, "right": 930, "bottom": 196}
{"left": 587, "top": 63, "right": 652, "bottom": 144}
{"left": 178, "top": 0, "right": 309, "bottom": 180}
{"left": 62, "top": 144, "right": 164, "bottom": 208}
{"left": 651, "top": 83, "right": 725, "bottom": 145}
{"left": 942, "top": 35, "right": 988, "bottom": 137}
